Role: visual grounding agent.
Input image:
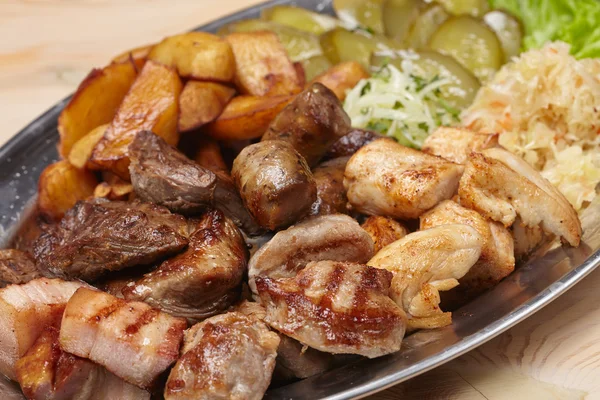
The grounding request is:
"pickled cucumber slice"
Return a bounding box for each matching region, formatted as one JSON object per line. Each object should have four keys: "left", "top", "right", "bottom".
{"left": 428, "top": 16, "right": 504, "bottom": 82}
{"left": 484, "top": 10, "right": 523, "bottom": 61}
{"left": 435, "top": 0, "right": 489, "bottom": 17}
{"left": 301, "top": 55, "right": 333, "bottom": 81}
{"left": 262, "top": 5, "right": 340, "bottom": 35}
{"left": 333, "top": 0, "right": 385, "bottom": 34}
{"left": 382, "top": 0, "right": 422, "bottom": 42}
{"left": 405, "top": 3, "right": 449, "bottom": 49}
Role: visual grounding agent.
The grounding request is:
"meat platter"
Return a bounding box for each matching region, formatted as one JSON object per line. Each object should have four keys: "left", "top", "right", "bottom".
{"left": 1, "top": 0, "right": 600, "bottom": 399}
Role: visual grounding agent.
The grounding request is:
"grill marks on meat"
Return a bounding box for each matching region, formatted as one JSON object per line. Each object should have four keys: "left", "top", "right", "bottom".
{"left": 164, "top": 311, "right": 279, "bottom": 400}
{"left": 0, "top": 278, "right": 88, "bottom": 380}
{"left": 262, "top": 83, "right": 351, "bottom": 167}
{"left": 0, "top": 249, "right": 41, "bottom": 287}
{"left": 232, "top": 140, "right": 317, "bottom": 231}
{"left": 59, "top": 288, "right": 187, "bottom": 389}
{"left": 15, "top": 326, "right": 150, "bottom": 400}
{"left": 422, "top": 127, "right": 498, "bottom": 164}
{"left": 458, "top": 148, "right": 581, "bottom": 247}
{"left": 368, "top": 225, "right": 483, "bottom": 329}
{"left": 122, "top": 210, "right": 248, "bottom": 320}
{"left": 33, "top": 200, "right": 188, "bottom": 282}
{"left": 248, "top": 214, "right": 374, "bottom": 294}
{"left": 256, "top": 261, "right": 406, "bottom": 358}
{"left": 128, "top": 131, "right": 262, "bottom": 235}
{"left": 344, "top": 139, "right": 464, "bottom": 219}
{"left": 310, "top": 157, "right": 350, "bottom": 216}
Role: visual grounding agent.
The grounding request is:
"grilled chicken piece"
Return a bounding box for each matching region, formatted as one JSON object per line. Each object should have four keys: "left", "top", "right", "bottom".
{"left": 0, "top": 249, "right": 41, "bottom": 287}
{"left": 33, "top": 199, "right": 188, "bottom": 282}
{"left": 164, "top": 311, "right": 279, "bottom": 400}
{"left": 256, "top": 261, "right": 406, "bottom": 358}
{"left": 344, "top": 139, "right": 464, "bottom": 219}
{"left": 512, "top": 217, "right": 547, "bottom": 261}
{"left": 59, "top": 288, "right": 187, "bottom": 388}
{"left": 248, "top": 214, "right": 374, "bottom": 294}
{"left": 310, "top": 157, "right": 350, "bottom": 216}
{"left": 459, "top": 148, "right": 582, "bottom": 246}
{"left": 361, "top": 216, "right": 409, "bottom": 254}
{"left": 368, "top": 225, "right": 483, "bottom": 329}
{"left": 15, "top": 326, "right": 150, "bottom": 400}
{"left": 123, "top": 210, "right": 248, "bottom": 320}
{"left": 128, "top": 131, "right": 261, "bottom": 235}
{"left": 325, "top": 128, "right": 381, "bottom": 159}
{"left": 422, "top": 127, "right": 498, "bottom": 164}
{"left": 262, "top": 83, "right": 350, "bottom": 166}
{"left": 0, "top": 278, "right": 87, "bottom": 380}
{"left": 420, "top": 200, "right": 515, "bottom": 297}
{"left": 232, "top": 140, "right": 317, "bottom": 231}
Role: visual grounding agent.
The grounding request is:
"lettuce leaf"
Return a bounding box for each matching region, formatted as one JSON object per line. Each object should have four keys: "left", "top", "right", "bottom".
{"left": 489, "top": 0, "right": 600, "bottom": 59}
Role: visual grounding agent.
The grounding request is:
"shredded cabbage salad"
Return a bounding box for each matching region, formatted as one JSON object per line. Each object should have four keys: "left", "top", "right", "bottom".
{"left": 343, "top": 60, "right": 460, "bottom": 149}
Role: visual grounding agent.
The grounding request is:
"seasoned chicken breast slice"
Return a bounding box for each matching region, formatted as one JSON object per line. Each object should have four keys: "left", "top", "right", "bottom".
{"left": 420, "top": 200, "right": 515, "bottom": 298}
{"left": 344, "top": 139, "right": 464, "bottom": 219}
{"left": 164, "top": 311, "right": 279, "bottom": 400}
{"left": 361, "top": 216, "right": 409, "bottom": 254}
{"left": 368, "top": 225, "right": 483, "bottom": 328}
{"left": 248, "top": 214, "right": 374, "bottom": 294}
{"left": 422, "top": 127, "right": 498, "bottom": 164}
{"left": 256, "top": 261, "right": 406, "bottom": 358}
{"left": 458, "top": 148, "right": 581, "bottom": 246}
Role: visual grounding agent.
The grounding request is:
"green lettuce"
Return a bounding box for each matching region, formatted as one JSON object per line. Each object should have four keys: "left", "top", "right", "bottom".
{"left": 489, "top": 0, "right": 600, "bottom": 59}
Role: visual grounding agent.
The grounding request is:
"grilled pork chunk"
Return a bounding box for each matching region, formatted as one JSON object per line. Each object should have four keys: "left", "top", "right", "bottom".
{"left": 361, "top": 216, "right": 409, "bottom": 254}
{"left": 0, "top": 278, "right": 87, "bottom": 380}
{"left": 256, "top": 261, "right": 406, "bottom": 358}
{"left": 368, "top": 225, "right": 483, "bottom": 329}
{"left": 310, "top": 157, "right": 350, "bottom": 216}
{"left": 248, "top": 214, "right": 374, "bottom": 294}
{"left": 344, "top": 139, "right": 464, "bottom": 219}
{"left": 422, "top": 127, "right": 498, "bottom": 164}
{"left": 262, "top": 82, "right": 351, "bottom": 166}
{"left": 0, "top": 249, "right": 41, "bottom": 287}
{"left": 15, "top": 326, "right": 150, "bottom": 400}
{"left": 123, "top": 210, "right": 247, "bottom": 320}
{"left": 325, "top": 128, "right": 380, "bottom": 159}
{"left": 33, "top": 199, "right": 188, "bottom": 282}
{"left": 459, "top": 148, "right": 581, "bottom": 246}
{"left": 232, "top": 140, "right": 317, "bottom": 231}
{"left": 420, "top": 200, "right": 515, "bottom": 298}
{"left": 59, "top": 288, "right": 187, "bottom": 389}
{"left": 128, "top": 131, "right": 262, "bottom": 235}
{"left": 164, "top": 311, "right": 279, "bottom": 400}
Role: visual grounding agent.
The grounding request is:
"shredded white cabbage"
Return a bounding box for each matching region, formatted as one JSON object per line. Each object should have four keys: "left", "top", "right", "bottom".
{"left": 462, "top": 42, "right": 600, "bottom": 211}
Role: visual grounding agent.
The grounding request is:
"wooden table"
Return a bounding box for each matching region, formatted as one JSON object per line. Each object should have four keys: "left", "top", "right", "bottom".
{"left": 1, "top": 1, "right": 597, "bottom": 398}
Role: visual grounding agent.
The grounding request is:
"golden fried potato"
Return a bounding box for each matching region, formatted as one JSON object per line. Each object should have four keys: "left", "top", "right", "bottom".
{"left": 226, "top": 31, "right": 302, "bottom": 96}
{"left": 178, "top": 81, "right": 235, "bottom": 132}
{"left": 94, "top": 172, "right": 134, "bottom": 201}
{"left": 111, "top": 43, "right": 154, "bottom": 71}
{"left": 90, "top": 60, "right": 182, "bottom": 179}
{"left": 58, "top": 61, "right": 137, "bottom": 158}
{"left": 148, "top": 32, "right": 235, "bottom": 81}
{"left": 311, "top": 61, "right": 369, "bottom": 101}
{"left": 206, "top": 94, "right": 293, "bottom": 140}
{"left": 38, "top": 160, "right": 98, "bottom": 220}
{"left": 192, "top": 137, "right": 228, "bottom": 172}
{"left": 67, "top": 124, "right": 108, "bottom": 169}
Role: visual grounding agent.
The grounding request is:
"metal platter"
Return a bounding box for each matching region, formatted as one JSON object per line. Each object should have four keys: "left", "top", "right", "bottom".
{"left": 1, "top": 1, "right": 600, "bottom": 399}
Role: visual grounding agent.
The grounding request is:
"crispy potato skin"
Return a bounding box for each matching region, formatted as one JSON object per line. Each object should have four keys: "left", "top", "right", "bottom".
{"left": 206, "top": 95, "right": 293, "bottom": 141}
{"left": 226, "top": 31, "right": 302, "bottom": 96}
{"left": 111, "top": 43, "right": 154, "bottom": 71}
{"left": 148, "top": 32, "right": 235, "bottom": 81}
{"left": 58, "top": 61, "right": 137, "bottom": 158}
{"left": 38, "top": 161, "right": 98, "bottom": 220}
{"left": 178, "top": 81, "right": 235, "bottom": 132}
{"left": 90, "top": 60, "right": 182, "bottom": 180}
{"left": 192, "top": 137, "right": 228, "bottom": 172}
{"left": 311, "top": 61, "right": 369, "bottom": 101}
{"left": 93, "top": 172, "right": 133, "bottom": 201}
{"left": 67, "top": 124, "right": 108, "bottom": 169}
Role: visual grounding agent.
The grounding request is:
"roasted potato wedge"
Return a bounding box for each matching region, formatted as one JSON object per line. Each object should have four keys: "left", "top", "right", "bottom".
{"left": 261, "top": 5, "right": 340, "bottom": 35}
{"left": 178, "top": 81, "right": 235, "bottom": 132}
{"left": 67, "top": 124, "right": 108, "bottom": 169}
{"left": 90, "top": 60, "right": 182, "bottom": 179}
{"left": 94, "top": 172, "right": 134, "bottom": 201}
{"left": 148, "top": 32, "right": 235, "bottom": 81}
{"left": 111, "top": 43, "right": 154, "bottom": 71}
{"left": 57, "top": 61, "right": 137, "bottom": 158}
{"left": 311, "top": 61, "right": 369, "bottom": 101}
{"left": 206, "top": 95, "right": 293, "bottom": 140}
{"left": 38, "top": 160, "right": 98, "bottom": 220}
{"left": 226, "top": 31, "right": 303, "bottom": 96}
{"left": 192, "top": 137, "right": 228, "bottom": 172}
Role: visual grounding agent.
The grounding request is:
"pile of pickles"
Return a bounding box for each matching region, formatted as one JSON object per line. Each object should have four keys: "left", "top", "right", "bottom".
{"left": 220, "top": 0, "right": 524, "bottom": 106}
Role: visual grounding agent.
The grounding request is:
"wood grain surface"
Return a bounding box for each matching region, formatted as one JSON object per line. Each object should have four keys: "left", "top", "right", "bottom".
{"left": 0, "top": 1, "right": 597, "bottom": 399}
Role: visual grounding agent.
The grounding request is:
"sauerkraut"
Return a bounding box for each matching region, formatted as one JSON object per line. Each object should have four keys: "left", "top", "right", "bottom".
{"left": 462, "top": 42, "right": 600, "bottom": 211}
